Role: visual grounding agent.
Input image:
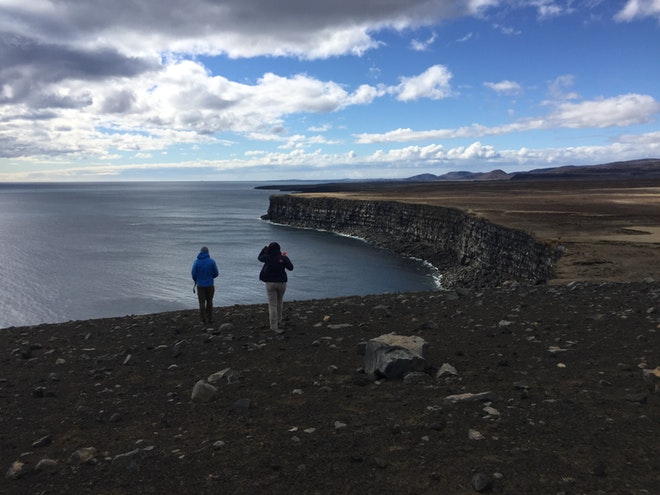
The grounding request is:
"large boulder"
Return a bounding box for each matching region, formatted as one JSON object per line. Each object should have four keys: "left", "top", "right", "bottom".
{"left": 364, "top": 333, "right": 428, "bottom": 379}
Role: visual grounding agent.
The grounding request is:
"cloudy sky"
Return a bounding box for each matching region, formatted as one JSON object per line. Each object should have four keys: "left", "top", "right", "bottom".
{"left": 1, "top": 0, "right": 659, "bottom": 181}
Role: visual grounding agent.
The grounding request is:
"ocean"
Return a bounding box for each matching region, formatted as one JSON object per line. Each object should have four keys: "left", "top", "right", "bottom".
{"left": 0, "top": 182, "right": 439, "bottom": 329}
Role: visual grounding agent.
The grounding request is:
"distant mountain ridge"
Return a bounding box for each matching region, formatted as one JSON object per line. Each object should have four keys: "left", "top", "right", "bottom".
{"left": 256, "top": 158, "right": 660, "bottom": 193}
{"left": 406, "top": 158, "right": 660, "bottom": 182}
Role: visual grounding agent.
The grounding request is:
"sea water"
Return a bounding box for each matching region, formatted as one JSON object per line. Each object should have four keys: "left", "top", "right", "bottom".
{"left": 0, "top": 182, "right": 439, "bottom": 328}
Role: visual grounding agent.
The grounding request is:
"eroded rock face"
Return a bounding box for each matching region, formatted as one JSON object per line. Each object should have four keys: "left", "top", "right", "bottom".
{"left": 264, "top": 195, "right": 560, "bottom": 288}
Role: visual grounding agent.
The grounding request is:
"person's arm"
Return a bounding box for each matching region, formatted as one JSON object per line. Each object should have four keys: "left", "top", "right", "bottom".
{"left": 191, "top": 261, "right": 198, "bottom": 282}
{"left": 212, "top": 261, "right": 219, "bottom": 279}
{"left": 257, "top": 246, "right": 268, "bottom": 262}
{"left": 284, "top": 256, "right": 293, "bottom": 271}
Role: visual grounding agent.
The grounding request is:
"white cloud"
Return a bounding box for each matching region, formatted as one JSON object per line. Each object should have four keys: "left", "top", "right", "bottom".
{"left": 3, "top": 129, "right": 659, "bottom": 182}
{"left": 484, "top": 80, "right": 522, "bottom": 95}
{"left": 547, "top": 75, "right": 580, "bottom": 100}
{"left": 410, "top": 32, "right": 437, "bottom": 51}
{"left": 547, "top": 94, "right": 660, "bottom": 128}
{"left": 355, "top": 93, "right": 660, "bottom": 143}
{"left": 0, "top": 0, "right": 658, "bottom": 181}
{"left": 615, "top": 0, "right": 660, "bottom": 21}
{"left": 393, "top": 65, "right": 454, "bottom": 101}
{"left": 0, "top": 58, "right": 388, "bottom": 159}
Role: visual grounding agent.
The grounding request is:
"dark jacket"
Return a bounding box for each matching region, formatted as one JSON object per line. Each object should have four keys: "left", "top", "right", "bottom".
{"left": 191, "top": 251, "right": 219, "bottom": 287}
{"left": 258, "top": 243, "right": 293, "bottom": 283}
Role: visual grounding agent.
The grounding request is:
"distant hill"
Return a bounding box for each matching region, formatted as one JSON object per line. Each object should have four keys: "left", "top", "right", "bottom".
{"left": 406, "top": 169, "right": 512, "bottom": 181}
{"left": 510, "top": 158, "right": 660, "bottom": 180}
{"left": 405, "top": 159, "right": 660, "bottom": 182}
{"left": 256, "top": 159, "right": 660, "bottom": 193}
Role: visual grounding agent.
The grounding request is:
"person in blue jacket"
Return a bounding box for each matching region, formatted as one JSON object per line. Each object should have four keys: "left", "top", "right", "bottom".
{"left": 258, "top": 242, "right": 293, "bottom": 333}
{"left": 191, "top": 246, "right": 219, "bottom": 324}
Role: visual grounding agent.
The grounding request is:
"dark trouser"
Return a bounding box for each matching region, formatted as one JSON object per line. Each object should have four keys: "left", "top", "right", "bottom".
{"left": 197, "top": 285, "right": 215, "bottom": 323}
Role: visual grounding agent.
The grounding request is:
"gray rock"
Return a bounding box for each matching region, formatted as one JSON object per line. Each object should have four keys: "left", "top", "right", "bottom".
{"left": 436, "top": 363, "right": 458, "bottom": 377}
{"left": 364, "top": 333, "right": 428, "bottom": 379}
{"left": 32, "top": 435, "right": 53, "bottom": 448}
{"left": 208, "top": 368, "right": 242, "bottom": 385}
{"left": 191, "top": 380, "right": 218, "bottom": 403}
{"left": 112, "top": 446, "right": 155, "bottom": 471}
{"left": 5, "top": 461, "right": 25, "bottom": 480}
{"left": 472, "top": 471, "right": 493, "bottom": 492}
{"left": 444, "top": 391, "right": 493, "bottom": 406}
{"left": 68, "top": 447, "right": 97, "bottom": 465}
{"left": 219, "top": 322, "right": 234, "bottom": 332}
{"left": 35, "top": 458, "right": 58, "bottom": 473}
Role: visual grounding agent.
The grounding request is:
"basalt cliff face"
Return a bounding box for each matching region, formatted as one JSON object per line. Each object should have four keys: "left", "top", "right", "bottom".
{"left": 263, "top": 195, "right": 560, "bottom": 288}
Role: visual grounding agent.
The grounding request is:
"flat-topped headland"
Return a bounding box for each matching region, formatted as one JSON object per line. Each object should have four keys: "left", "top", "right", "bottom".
{"left": 259, "top": 176, "right": 660, "bottom": 285}
{"left": 262, "top": 194, "right": 560, "bottom": 288}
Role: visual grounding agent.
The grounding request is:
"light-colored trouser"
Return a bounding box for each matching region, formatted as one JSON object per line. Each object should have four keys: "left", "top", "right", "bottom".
{"left": 265, "top": 282, "right": 286, "bottom": 330}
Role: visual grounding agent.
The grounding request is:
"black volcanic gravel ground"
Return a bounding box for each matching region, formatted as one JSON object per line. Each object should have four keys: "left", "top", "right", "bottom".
{"left": 1, "top": 281, "right": 659, "bottom": 494}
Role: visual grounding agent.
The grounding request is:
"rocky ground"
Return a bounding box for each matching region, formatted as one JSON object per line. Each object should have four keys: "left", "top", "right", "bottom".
{"left": 2, "top": 177, "right": 660, "bottom": 494}
{"left": 1, "top": 281, "right": 659, "bottom": 495}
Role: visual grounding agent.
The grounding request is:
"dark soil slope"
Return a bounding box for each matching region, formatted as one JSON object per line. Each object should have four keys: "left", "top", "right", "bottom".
{"left": 2, "top": 282, "right": 659, "bottom": 494}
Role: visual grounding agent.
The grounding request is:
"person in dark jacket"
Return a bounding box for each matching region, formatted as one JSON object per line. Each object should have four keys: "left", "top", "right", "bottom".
{"left": 191, "top": 246, "right": 219, "bottom": 324}
{"left": 258, "top": 242, "right": 293, "bottom": 333}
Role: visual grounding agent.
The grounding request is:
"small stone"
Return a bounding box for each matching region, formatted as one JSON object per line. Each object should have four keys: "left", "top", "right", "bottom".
{"left": 208, "top": 368, "right": 242, "bottom": 385}
{"left": 35, "top": 458, "right": 58, "bottom": 473}
{"left": 112, "top": 446, "right": 154, "bottom": 470}
{"left": 32, "top": 435, "right": 53, "bottom": 448}
{"left": 219, "top": 323, "right": 234, "bottom": 332}
{"left": 5, "top": 461, "right": 25, "bottom": 480}
{"left": 436, "top": 363, "right": 458, "bottom": 377}
{"left": 625, "top": 392, "right": 647, "bottom": 403}
{"left": 468, "top": 429, "right": 485, "bottom": 440}
{"left": 472, "top": 471, "right": 493, "bottom": 492}
{"left": 69, "top": 447, "right": 97, "bottom": 465}
{"left": 191, "top": 380, "right": 218, "bottom": 403}
{"left": 444, "top": 391, "right": 493, "bottom": 405}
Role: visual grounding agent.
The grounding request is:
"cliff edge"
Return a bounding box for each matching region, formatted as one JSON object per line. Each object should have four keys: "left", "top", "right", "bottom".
{"left": 263, "top": 195, "right": 560, "bottom": 288}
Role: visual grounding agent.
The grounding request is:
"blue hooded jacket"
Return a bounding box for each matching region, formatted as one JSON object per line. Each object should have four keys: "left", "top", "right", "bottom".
{"left": 191, "top": 250, "right": 219, "bottom": 287}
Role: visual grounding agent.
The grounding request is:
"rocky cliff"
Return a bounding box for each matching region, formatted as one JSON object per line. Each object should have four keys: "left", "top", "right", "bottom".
{"left": 263, "top": 195, "right": 560, "bottom": 288}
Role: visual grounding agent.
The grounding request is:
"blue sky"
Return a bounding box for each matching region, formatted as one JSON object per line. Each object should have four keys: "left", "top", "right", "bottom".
{"left": 0, "top": 0, "right": 659, "bottom": 181}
